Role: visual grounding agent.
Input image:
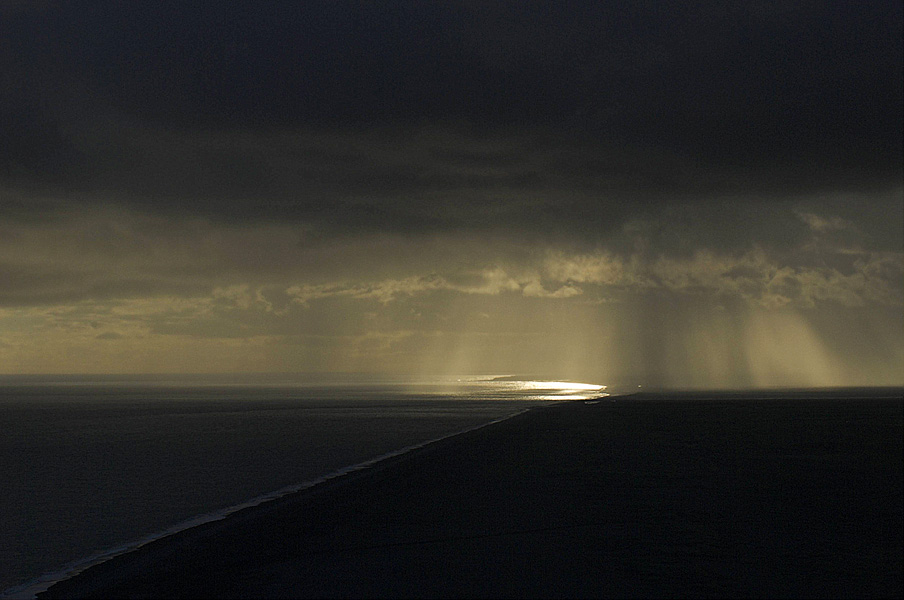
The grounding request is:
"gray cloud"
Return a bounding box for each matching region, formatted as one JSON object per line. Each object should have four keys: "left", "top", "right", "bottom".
{"left": 2, "top": 197, "right": 900, "bottom": 311}
{"left": 95, "top": 331, "right": 123, "bottom": 340}
{"left": 1, "top": 1, "right": 901, "bottom": 385}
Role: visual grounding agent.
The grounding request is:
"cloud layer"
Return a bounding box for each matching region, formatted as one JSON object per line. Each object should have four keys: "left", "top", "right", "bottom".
{"left": 1, "top": 1, "right": 901, "bottom": 385}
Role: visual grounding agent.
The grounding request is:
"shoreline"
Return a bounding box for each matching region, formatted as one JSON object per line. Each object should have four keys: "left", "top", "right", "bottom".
{"left": 3, "top": 406, "right": 542, "bottom": 600}
{"left": 36, "top": 391, "right": 903, "bottom": 598}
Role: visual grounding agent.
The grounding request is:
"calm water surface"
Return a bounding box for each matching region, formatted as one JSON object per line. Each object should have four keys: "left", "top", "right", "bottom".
{"left": 1, "top": 377, "right": 596, "bottom": 594}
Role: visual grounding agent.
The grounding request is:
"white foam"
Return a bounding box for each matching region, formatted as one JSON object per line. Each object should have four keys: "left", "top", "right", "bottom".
{"left": 0, "top": 408, "right": 532, "bottom": 600}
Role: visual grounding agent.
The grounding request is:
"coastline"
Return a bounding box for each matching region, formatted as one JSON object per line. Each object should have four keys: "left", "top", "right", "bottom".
{"left": 3, "top": 407, "right": 536, "bottom": 600}
{"left": 36, "top": 391, "right": 904, "bottom": 598}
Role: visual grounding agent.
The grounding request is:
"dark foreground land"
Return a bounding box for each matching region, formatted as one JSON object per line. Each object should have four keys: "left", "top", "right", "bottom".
{"left": 41, "top": 390, "right": 903, "bottom": 599}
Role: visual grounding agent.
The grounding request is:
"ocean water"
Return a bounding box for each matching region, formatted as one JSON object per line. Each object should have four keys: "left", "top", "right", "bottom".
{"left": 0, "top": 376, "right": 604, "bottom": 596}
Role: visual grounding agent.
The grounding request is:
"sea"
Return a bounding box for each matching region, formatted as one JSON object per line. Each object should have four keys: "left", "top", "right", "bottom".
{"left": 0, "top": 374, "right": 606, "bottom": 597}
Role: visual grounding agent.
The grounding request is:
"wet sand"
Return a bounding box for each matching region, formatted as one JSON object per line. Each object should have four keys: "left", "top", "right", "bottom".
{"left": 40, "top": 391, "right": 903, "bottom": 599}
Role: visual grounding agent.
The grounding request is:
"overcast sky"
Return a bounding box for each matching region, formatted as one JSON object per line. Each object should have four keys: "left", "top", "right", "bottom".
{"left": 1, "top": 1, "right": 901, "bottom": 386}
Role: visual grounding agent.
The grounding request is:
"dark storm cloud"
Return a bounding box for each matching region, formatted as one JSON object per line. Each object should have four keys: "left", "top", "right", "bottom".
{"left": 3, "top": 1, "right": 900, "bottom": 232}
{"left": 2, "top": 0, "right": 902, "bottom": 375}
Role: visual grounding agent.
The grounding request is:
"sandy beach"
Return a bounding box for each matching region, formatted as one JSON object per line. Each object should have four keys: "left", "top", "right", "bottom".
{"left": 39, "top": 391, "right": 903, "bottom": 599}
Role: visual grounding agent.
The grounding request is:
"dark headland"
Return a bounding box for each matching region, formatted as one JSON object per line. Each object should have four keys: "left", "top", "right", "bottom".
{"left": 40, "top": 390, "right": 903, "bottom": 599}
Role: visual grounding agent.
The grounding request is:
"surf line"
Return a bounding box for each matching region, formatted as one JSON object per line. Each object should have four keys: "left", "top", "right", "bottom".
{"left": 1, "top": 408, "right": 535, "bottom": 600}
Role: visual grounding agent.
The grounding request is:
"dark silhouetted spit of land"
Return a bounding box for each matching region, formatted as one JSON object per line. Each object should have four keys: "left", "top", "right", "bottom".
{"left": 41, "top": 389, "right": 903, "bottom": 599}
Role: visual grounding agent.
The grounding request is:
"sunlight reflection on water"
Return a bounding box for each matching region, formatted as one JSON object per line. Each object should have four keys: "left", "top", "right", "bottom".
{"left": 421, "top": 377, "right": 608, "bottom": 401}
